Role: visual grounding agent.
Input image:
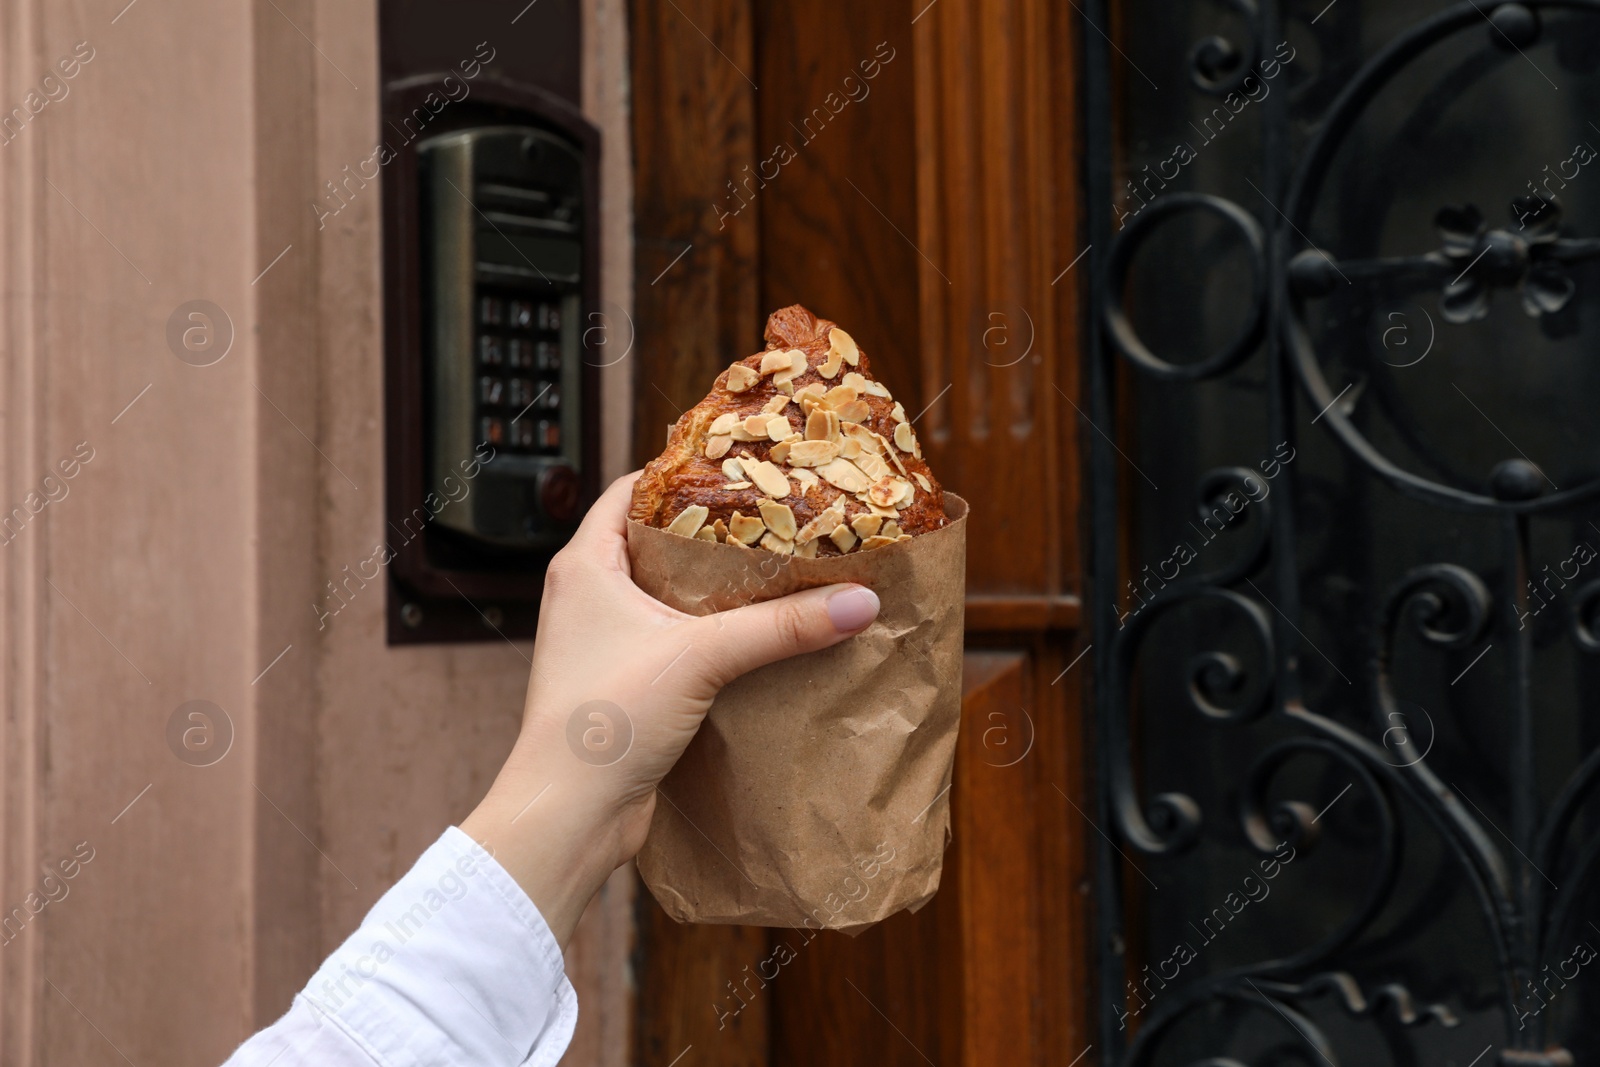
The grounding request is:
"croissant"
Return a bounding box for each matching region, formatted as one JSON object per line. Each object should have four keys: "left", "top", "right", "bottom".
{"left": 629, "top": 305, "right": 949, "bottom": 556}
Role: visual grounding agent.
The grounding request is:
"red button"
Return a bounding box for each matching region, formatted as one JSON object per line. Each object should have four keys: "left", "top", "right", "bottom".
{"left": 539, "top": 464, "right": 580, "bottom": 523}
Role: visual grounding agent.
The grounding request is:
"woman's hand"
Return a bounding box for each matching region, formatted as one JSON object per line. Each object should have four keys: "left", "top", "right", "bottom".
{"left": 460, "top": 472, "right": 880, "bottom": 944}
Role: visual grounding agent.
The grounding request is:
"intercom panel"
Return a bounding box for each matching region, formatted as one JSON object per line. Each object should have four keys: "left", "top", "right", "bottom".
{"left": 420, "top": 127, "right": 586, "bottom": 549}
{"left": 379, "top": 29, "right": 600, "bottom": 644}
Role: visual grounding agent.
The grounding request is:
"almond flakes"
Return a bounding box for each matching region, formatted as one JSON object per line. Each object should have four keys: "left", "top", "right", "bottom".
{"left": 805, "top": 409, "right": 840, "bottom": 442}
{"left": 760, "top": 531, "right": 795, "bottom": 555}
{"left": 746, "top": 459, "right": 792, "bottom": 498}
{"left": 851, "top": 514, "right": 884, "bottom": 538}
{"left": 757, "top": 500, "right": 798, "bottom": 540}
{"left": 816, "top": 458, "right": 872, "bottom": 493}
{"left": 823, "top": 385, "right": 859, "bottom": 408}
{"left": 772, "top": 349, "right": 809, "bottom": 387}
{"left": 796, "top": 502, "right": 847, "bottom": 543}
{"left": 834, "top": 400, "right": 871, "bottom": 423}
{"left": 787, "top": 439, "right": 842, "bottom": 467}
{"left": 729, "top": 512, "right": 765, "bottom": 544}
{"left": 866, "top": 477, "right": 902, "bottom": 508}
{"left": 855, "top": 452, "right": 892, "bottom": 481}
{"left": 665, "top": 505, "right": 709, "bottom": 538}
{"left": 828, "top": 327, "right": 860, "bottom": 366}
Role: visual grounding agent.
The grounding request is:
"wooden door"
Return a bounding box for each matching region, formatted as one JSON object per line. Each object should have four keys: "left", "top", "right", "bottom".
{"left": 629, "top": 2, "right": 1094, "bottom": 1063}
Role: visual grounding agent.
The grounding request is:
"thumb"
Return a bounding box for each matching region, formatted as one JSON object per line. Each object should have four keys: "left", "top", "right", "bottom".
{"left": 693, "top": 583, "right": 881, "bottom": 688}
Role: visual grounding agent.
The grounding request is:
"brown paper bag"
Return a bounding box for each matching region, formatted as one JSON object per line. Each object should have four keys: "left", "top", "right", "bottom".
{"left": 627, "top": 495, "right": 968, "bottom": 933}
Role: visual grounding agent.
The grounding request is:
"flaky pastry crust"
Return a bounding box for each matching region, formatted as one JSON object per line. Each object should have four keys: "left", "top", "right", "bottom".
{"left": 629, "top": 305, "right": 948, "bottom": 556}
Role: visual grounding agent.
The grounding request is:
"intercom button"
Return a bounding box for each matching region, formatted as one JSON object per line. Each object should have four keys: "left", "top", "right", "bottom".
{"left": 480, "top": 416, "right": 506, "bottom": 447}
{"left": 479, "top": 295, "right": 504, "bottom": 326}
{"left": 510, "top": 299, "right": 535, "bottom": 329}
{"left": 538, "top": 464, "right": 580, "bottom": 523}
{"left": 479, "top": 334, "right": 505, "bottom": 366}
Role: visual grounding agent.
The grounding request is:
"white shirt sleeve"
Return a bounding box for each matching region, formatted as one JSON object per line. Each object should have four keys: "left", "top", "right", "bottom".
{"left": 222, "top": 826, "right": 578, "bottom": 1067}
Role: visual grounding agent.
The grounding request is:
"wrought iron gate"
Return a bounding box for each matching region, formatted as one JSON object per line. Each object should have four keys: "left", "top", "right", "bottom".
{"left": 1082, "top": 2, "right": 1600, "bottom": 1064}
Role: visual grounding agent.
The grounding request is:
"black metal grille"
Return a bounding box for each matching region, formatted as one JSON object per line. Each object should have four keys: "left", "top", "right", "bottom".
{"left": 1081, "top": 3, "right": 1600, "bottom": 1064}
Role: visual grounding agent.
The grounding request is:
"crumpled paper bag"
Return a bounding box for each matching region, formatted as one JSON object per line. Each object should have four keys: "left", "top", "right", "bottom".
{"left": 628, "top": 495, "right": 967, "bottom": 933}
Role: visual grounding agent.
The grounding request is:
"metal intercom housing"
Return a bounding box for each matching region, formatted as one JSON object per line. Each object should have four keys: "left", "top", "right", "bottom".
{"left": 379, "top": 0, "right": 599, "bottom": 645}
{"left": 420, "top": 127, "right": 586, "bottom": 549}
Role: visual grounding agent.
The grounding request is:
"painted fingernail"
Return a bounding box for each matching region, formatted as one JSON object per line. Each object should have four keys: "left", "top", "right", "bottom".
{"left": 827, "top": 586, "right": 880, "bottom": 632}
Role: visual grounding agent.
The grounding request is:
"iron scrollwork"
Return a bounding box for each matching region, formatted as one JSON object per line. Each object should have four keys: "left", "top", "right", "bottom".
{"left": 1083, "top": 0, "right": 1600, "bottom": 1064}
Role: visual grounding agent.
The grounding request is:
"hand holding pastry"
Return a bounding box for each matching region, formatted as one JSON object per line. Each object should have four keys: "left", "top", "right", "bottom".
{"left": 460, "top": 471, "right": 881, "bottom": 946}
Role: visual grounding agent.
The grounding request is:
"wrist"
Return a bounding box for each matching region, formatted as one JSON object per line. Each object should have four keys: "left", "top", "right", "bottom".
{"left": 460, "top": 769, "right": 624, "bottom": 947}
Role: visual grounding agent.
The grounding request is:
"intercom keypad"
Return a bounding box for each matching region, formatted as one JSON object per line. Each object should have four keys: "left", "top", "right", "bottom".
{"left": 474, "top": 290, "right": 567, "bottom": 457}
{"left": 420, "top": 125, "right": 586, "bottom": 548}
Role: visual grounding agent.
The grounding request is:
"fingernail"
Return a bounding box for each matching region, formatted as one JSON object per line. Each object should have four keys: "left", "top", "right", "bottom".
{"left": 827, "top": 586, "right": 880, "bottom": 633}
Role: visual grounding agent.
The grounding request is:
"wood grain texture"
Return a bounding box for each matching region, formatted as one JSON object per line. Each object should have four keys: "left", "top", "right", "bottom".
{"left": 630, "top": 0, "right": 1092, "bottom": 1061}
{"left": 752, "top": 2, "right": 921, "bottom": 426}
{"left": 634, "top": 901, "right": 773, "bottom": 1067}
{"left": 965, "top": 593, "right": 1083, "bottom": 632}
{"left": 954, "top": 650, "right": 1044, "bottom": 1065}
{"left": 768, "top": 652, "right": 1029, "bottom": 1067}
{"left": 768, "top": 645, "right": 1092, "bottom": 1067}
{"left": 747, "top": 10, "right": 955, "bottom": 1063}
{"left": 913, "top": 0, "right": 1083, "bottom": 600}
{"left": 629, "top": 1, "right": 770, "bottom": 1065}
{"left": 629, "top": 0, "right": 762, "bottom": 471}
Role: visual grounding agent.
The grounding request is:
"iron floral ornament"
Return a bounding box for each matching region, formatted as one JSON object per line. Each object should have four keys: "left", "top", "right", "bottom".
{"left": 1437, "top": 196, "right": 1575, "bottom": 323}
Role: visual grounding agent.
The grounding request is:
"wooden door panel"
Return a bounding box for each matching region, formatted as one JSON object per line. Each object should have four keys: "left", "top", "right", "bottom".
{"left": 628, "top": 4, "right": 769, "bottom": 1065}
{"left": 629, "top": 0, "right": 761, "bottom": 461}
{"left": 750, "top": 2, "right": 921, "bottom": 395}
{"left": 630, "top": 0, "right": 1089, "bottom": 1062}
{"left": 771, "top": 650, "right": 1046, "bottom": 1067}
